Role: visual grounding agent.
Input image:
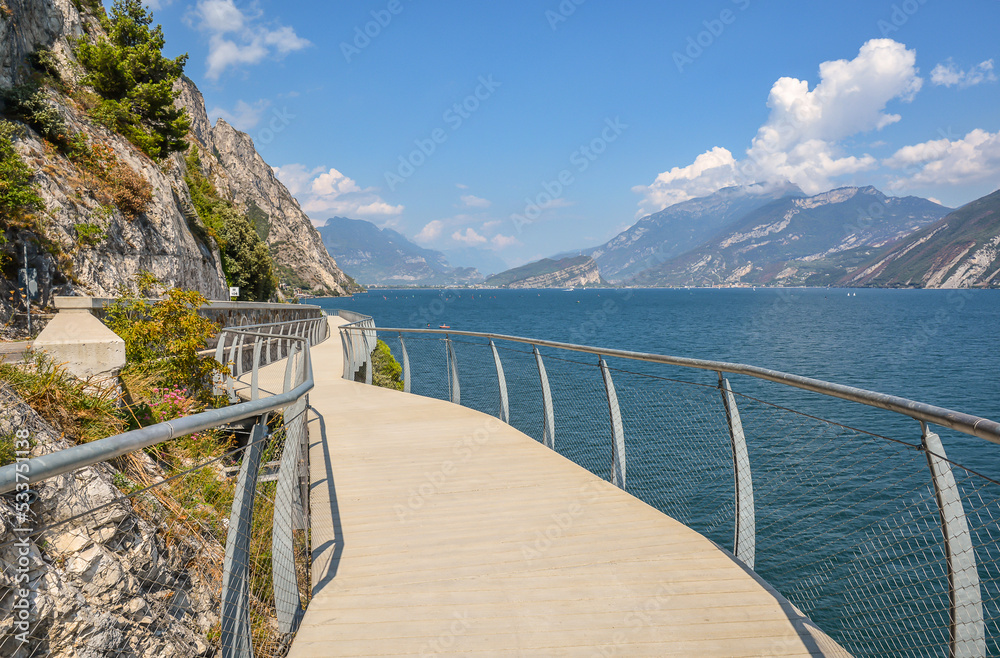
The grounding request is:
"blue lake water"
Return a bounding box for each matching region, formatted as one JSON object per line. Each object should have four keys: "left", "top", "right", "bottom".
{"left": 315, "top": 288, "right": 1000, "bottom": 655}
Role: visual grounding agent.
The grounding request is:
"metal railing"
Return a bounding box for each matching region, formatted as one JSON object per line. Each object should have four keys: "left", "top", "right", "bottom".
{"left": 338, "top": 314, "right": 1000, "bottom": 658}
{"left": 0, "top": 315, "right": 329, "bottom": 657}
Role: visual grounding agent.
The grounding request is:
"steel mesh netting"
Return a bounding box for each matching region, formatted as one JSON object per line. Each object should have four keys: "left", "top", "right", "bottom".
{"left": 0, "top": 415, "right": 309, "bottom": 657}
{"left": 540, "top": 352, "right": 618, "bottom": 480}
{"left": 385, "top": 333, "right": 449, "bottom": 403}
{"left": 447, "top": 338, "right": 503, "bottom": 420}
{"left": 600, "top": 363, "right": 737, "bottom": 549}
{"left": 351, "top": 325, "right": 1000, "bottom": 657}
{"left": 491, "top": 344, "right": 544, "bottom": 444}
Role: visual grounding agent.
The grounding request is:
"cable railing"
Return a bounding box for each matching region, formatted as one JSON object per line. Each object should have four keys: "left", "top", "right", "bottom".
{"left": 338, "top": 313, "right": 1000, "bottom": 658}
{"left": 0, "top": 315, "right": 329, "bottom": 657}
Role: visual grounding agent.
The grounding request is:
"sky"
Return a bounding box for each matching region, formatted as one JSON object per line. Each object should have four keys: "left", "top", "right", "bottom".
{"left": 143, "top": 0, "right": 1000, "bottom": 271}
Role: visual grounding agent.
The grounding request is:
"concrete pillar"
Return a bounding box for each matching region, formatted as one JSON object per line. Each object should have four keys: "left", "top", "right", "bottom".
{"left": 32, "top": 297, "right": 126, "bottom": 382}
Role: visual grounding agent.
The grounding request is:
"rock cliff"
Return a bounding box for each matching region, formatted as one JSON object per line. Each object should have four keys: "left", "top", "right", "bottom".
{"left": 0, "top": 0, "right": 356, "bottom": 318}
{"left": 485, "top": 255, "right": 603, "bottom": 289}
{"left": 842, "top": 188, "right": 1000, "bottom": 288}
{"left": 0, "top": 384, "right": 219, "bottom": 656}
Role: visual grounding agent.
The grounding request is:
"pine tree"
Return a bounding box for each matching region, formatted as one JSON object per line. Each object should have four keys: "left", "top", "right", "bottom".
{"left": 76, "top": 0, "right": 190, "bottom": 158}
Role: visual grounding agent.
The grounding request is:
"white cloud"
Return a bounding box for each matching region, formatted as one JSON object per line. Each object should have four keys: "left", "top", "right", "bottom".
{"left": 415, "top": 220, "right": 444, "bottom": 243}
{"left": 459, "top": 194, "right": 491, "bottom": 209}
{"left": 632, "top": 147, "right": 739, "bottom": 216}
{"left": 189, "top": 0, "right": 310, "bottom": 80}
{"left": 207, "top": 98, "right": 270, "bottom": 130}
{"left": 451, "top": 228, "right": 488, "bottom": 245}
{"left": 635, "top": 39, "right": 923, "bottom": 213}
{"left": 491, "top": 234, "right": 519, "bottom": 249}
{"left": 272, "top": 164, "right": 403, "bottom": 221}
{"left": 931, "top": 59, "right": 997, "bottom": 88}
{"left": 455, "top": 183, "right": 469, "bottom": 190}
{"left": 885, "top": 129, "right": 1000, "bottom": 188}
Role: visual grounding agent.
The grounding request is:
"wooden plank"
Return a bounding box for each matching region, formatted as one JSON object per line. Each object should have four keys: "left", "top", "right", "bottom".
{"left": 289, "top": 316, "right": 850, "bottom": 657}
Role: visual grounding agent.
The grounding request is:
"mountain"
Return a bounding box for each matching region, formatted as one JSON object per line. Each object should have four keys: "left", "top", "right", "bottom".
{"left": 485, "top": 256, "right": 603, "bottom": 288}
{"left": 841, "top": 189, "right": 1000, "bottom": 288}
{"left": 316, "top": 217, "right": 483, "bottom": 286}
{"left": 441, "top": 247, "right": 510, "bottom": 278}
{"left": 0, "top": 0, "right": 356, "bottom": 307}
{"left": 631, "top": 187, "right": 951, "bottom": 287}
{"left": 583, "top": 183, "right": 804, "bottom": 282}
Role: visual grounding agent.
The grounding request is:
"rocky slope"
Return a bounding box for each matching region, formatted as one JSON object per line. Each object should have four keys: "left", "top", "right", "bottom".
{"left": 0, "top": 384, "right": 219, "bottom": 656}
{"left": 581, "top": 183, "right": 804, "bottom": 282}
{"left": 631, "top": 187, "right": 950, "bottom": 287}
{"left": 0, "top": 0, "right": 355, "bottom": 316}
{"left": 841, "top": 189, "right": 1000, "bottom": 288}
{"left": 485, "top": 255, "right": 603, "bottom": 288}
{"left": 316, "top": 216, "right": 482, "bottom": 286}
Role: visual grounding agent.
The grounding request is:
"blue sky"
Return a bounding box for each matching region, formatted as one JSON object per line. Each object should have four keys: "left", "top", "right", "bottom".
{"left": 145, "top": 0, "right": 1000, "bottom": 271}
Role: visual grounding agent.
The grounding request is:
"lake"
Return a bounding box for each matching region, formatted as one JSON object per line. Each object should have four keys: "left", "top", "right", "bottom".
{"left": 315, "top": 288, "right": 1000, "bottom": 656}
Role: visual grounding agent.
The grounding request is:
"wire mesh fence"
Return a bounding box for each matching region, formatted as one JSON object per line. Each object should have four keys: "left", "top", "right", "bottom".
{"left": 344, "top": 323, "right": 1000, "bottom": 658}
{"left": 0, "top": 318, "right": 323, "bottom": 657}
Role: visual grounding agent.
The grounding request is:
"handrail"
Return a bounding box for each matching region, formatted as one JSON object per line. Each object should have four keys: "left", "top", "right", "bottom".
{"left": 339, "top": 324, "right": 1000, "bottom": 445}
{"left": 0, "top": 325, "right": 318, "bottom": 495}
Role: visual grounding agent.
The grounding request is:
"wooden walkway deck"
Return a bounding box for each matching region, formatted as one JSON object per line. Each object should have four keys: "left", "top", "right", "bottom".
{"left": 288, "top": 316, "right": 849, "bottom": 656}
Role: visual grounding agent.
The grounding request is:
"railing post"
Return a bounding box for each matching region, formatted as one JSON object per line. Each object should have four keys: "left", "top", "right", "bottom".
{"left": 250, "top": 336, "right": 263, "bottom": 400}
{"left": 284, "top": 342, "right": 298, "bottom": 394}
{"left": 214, "top": 332, "right": 229, "bottom": 396}
{"left": 273, "top": 349, "right": 308, "bottom": 635}
{"left": 599, "top": 358, "right": 626, "bottom": 489}
{"left": 534, "top": 346, "right": 555, "bottom": 449}
{"left": 399, "top": 333, "right": 411, "bottom": 394}
{"left": 490, "top": 340, "right": 509, "bottom": 424}
{"left": 341, "top": 329, "right": 350, "bottom": 380}
{"left": 445, "top": 336, "right": 460, "bottom": 404}
{"left": 718, "top": 373, "right": 755, "bottom": 569}
{"left": 922, "top": 423, "right": 985, "bottom": 658}
{"left": 364, "top": 327, "right": 373, "bottom": 386}
{"left": 221, "top": 414, "right": 268, "bottom": 658}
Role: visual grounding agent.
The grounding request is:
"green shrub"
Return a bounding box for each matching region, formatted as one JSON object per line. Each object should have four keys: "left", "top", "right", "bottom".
{"left": 220, "top": 208, "right": 278, "bottom": 302}
{"left": 66, "top": 134, "right": 152, "bottom": 218}
{"left": 0, "top": 120, "right": 44, "bottom": 220}
{"left": 104, "top": 272, "right": 225, "bottom": 396}
{"left": 76, "top": 0, "right": 189, "bottom": 159}
{"left": 371, "top": 340, "right": 404, "bottom": 391}
{"left": 74, "top": 222, "right": 105, "bottom": 246}
{"left": 26, "top": 47, "right": 62, "bottom": 83}
{"left": 0, "top": 351, "right": 124, "bottom": 444}
{"left": 185, "top": 147, "right": 278, "bottom": 301}
{"left": 0, "top": 84, "right": 69, "bottom": 146}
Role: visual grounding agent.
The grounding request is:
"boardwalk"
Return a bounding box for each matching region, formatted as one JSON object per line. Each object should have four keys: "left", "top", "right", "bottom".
{"left": 289, "top": 316, "right": 848, "bottom": 656}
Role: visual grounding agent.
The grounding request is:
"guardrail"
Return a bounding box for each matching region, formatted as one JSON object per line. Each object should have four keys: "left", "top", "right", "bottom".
{"left": 0, "top": 315, "right": 329, "bottom": 657}
{"left": 339, "top": 314, "right": 1000, "bottom": 658}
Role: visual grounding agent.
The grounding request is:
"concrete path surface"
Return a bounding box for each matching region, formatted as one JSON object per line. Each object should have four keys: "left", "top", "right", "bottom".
{"left": 288, "top": 315, "right": 849, "bottom": 657}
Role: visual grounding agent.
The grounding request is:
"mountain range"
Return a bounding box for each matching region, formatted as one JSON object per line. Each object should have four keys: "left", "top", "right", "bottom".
{"left": 628, "top": 186, "right": 951, "bottom": 287}
{"left": 842, "top": 189, "right": 1000, "bottom": 288}
{"left": 317, "top": 217, "right": 484, "bottom": 286}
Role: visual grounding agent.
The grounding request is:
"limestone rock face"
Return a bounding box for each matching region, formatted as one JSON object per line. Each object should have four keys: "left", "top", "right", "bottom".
{"left": 0, "top": 385, "right": 219, "bottom": 657}
{"left": 485, "top": 255, "right": 603, "bottom": 289}
{"left": 2, "top": 0, "right": 356, "bottom": 304}
{"left": 208, "top": 119, "right": 354, "bottom": 296}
